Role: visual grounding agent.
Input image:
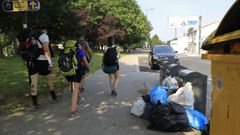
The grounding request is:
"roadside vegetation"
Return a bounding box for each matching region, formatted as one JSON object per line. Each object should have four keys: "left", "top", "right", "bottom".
{"left": 0, "top": 51, "right": 103, "bottom": 115}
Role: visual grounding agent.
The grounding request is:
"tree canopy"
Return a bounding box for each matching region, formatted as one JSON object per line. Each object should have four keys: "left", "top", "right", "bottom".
{"left": 150, "top": 34, "right": 165, "bottom": 46}
{"left": 0, "top": 0, "right": 152, "bottom": 55}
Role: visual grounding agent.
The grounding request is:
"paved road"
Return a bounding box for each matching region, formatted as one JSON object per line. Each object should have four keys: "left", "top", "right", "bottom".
{"left": 179, "top": 56, "right": 211, "bottom": 78}
{"left": 0, "top": 53, "right": 200, "bottom": 135}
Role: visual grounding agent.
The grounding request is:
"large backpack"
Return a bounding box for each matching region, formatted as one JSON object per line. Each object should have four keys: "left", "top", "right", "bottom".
{"left": 58, "top": 40, "right": 78, "bottom": 76}
{"left": 104, "top": 46, "right": 117, "bottom": 66}
{"left": 18, "top": 28, "right": 42, "bottom": 61}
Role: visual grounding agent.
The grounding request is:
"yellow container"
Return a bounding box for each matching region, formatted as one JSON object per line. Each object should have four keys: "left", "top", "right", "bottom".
{"left": 202, "top": 54, "right": 240, "bottom": 135}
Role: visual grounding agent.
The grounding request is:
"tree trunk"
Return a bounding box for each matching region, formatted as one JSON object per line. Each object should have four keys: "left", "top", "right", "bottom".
{"left": 0, "top": 49, "right": 5, "bottom": 58}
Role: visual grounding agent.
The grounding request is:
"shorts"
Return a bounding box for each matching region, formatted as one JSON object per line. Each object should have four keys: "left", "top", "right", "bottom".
{"left": 27, "top": 60, "right": 51, "bottom": 76}
{"left": 103, "top": 63, "right": 119, "bottom": 74}
{"left": 65, "top": 69, "right": 83, "bottom": 83}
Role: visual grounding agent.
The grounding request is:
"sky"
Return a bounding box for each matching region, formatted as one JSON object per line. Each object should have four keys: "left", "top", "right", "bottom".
{"left": 136, "top": 0, "right": 236, "bottom": 41}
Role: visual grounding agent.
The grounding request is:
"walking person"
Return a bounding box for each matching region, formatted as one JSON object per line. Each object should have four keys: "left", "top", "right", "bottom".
{"left": 63, "top": 40, "right": 89, "bottom": 118}
{"left": 102, "top": 37, "right": 120, "bottom": 96}
{"left": 77, "top": 38, "right": 92, "bottom": 93}
{"left": 26, "top": 25, "right": 58, "bottom": 110}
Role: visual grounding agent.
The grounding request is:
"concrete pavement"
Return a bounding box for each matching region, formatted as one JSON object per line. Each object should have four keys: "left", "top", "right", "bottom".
{"left": 0, "top": 53, "right": 201, "bottom": 135}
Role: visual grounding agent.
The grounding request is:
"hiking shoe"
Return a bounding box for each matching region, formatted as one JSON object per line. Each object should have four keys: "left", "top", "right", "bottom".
{"left": 111, "top": 91, "right": 117, "bottom": 96}
{"left": 69, "top": 111, "right": 80, "bottom": 119}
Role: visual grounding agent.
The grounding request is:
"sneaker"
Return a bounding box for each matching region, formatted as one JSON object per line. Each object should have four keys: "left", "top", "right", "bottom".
{"left": 69, "top": 111, "right": 80, "bottom": 119}
{"left": 111, "top": 91, "right": 117, "bottom": 96}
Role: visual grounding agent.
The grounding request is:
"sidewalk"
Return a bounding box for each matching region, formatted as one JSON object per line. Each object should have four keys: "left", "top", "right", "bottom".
{"left": 0, "top": 54, "right": 200, "bottom": 135}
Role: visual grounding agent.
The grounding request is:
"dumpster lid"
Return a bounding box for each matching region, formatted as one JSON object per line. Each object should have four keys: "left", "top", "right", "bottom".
{"left": 202, "top": 1, "right": 240, "bottom": 50}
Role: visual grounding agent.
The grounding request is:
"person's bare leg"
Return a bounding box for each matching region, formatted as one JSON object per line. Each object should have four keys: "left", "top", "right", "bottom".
{"left": 71, "top": 82, "right": 80, "bottom": 112}
{"left": 30, "top": 73, "right": 39, "bottom": 109}
{"left": 113, "top": 70, "right": 120, "bottom": 90}
{"left": 80, "top": 75, "right": 85, "bottom": 92}
{"left": 45, "top": 74, "right": 57, "bottom": 100}
{"left": 45, "top": 74, "right": 54, "bottom": 91}
{"left": 77, "top": 78, "right": 84, "bottom": 103}
{"left": 108, "top": 73, "right": 115, "bottom": 91}
{"left": 30, "top": 73, "right": 39, "bottom": 96}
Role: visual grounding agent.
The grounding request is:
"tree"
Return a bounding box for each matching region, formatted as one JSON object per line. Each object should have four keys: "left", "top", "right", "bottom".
{"left": 150, "top": 34, "right": 164, "bottom": 46}
{"left": 70, "top": 0, "right": 152, "bottom": 47}
{"left": 0, "top": 0, "right": 152, "bottom": 56}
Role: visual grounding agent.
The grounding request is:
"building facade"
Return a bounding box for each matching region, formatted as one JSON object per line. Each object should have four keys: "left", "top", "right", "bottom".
{"left": 170, "top": 22, "right": 220, "bottom": 55}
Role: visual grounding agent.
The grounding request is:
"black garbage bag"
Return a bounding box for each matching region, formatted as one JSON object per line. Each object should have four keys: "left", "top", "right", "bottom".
{"left": 201, "top": 122, "right": 210, "bottom": 135}
{"left": 142, "top": 94, "right": 151, "bottom": 103}
{"left": 148, "top": 101, "right": 192, "bottom": 132}
{"left": 140, "top": 103, "right": 154, "bottom": 120}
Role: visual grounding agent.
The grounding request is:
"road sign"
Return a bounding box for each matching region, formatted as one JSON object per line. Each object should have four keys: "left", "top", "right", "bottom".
{"left": 2, "top": 0, "right": 40, "bottom": 12}
{"left": 168, "top": 16, "right": 199, "bottom": 28}
{"left": 28, "top": 0, "right": 39, "bottom": 11}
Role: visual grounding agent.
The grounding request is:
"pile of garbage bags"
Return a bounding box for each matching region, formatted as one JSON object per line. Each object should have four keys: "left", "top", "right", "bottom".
{"left": 131, "top": 77, "right": 209, "bottom": 133}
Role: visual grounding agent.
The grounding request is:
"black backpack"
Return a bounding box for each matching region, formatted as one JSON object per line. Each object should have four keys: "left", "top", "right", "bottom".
{"left": 18, "top": 29, "right": 42, "bottom": 61}
{"left": 104, "top": 46, "right": 117, "bottom": 66}
{"left": 58, "top": 51, "right": 75, "bottom": 72}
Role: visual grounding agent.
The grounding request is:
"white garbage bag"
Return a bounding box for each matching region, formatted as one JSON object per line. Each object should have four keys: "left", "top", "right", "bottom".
{"left": 168, "top": 82, "right": 194, "bottom": 109}
{"left": 131, "top": 98, "right": 146, "bottom": 116}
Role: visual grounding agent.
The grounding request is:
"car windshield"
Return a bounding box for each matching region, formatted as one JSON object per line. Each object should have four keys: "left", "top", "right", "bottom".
{"left": 153, "top": 46, "right": 174, "bottom": 54}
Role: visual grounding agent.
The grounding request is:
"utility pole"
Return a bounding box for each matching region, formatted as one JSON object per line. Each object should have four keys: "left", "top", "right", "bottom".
{"left": 23, "top": 12, "right": 28, "bottom": 29}
{"left": 198, "top": 16, "right": 202, "bottom": 55}
{"left": 145, "top": 8, "right": 154, "bottom": 49}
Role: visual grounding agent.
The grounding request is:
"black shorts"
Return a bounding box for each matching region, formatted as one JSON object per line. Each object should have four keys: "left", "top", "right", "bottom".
{"left": 27, "top": 60, "right": 51, "bottom": 76}
{"left": 65, "top": 69, "right": 83, "bottom": 83}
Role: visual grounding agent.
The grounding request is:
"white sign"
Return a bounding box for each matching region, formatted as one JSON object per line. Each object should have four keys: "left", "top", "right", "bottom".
{"left": 168, "top": 16, "right": 199, "bottom": 28}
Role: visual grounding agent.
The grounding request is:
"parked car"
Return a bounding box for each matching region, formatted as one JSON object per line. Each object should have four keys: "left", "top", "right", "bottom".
{"left": 148, "top": 45, "right": 179, "bottom": 69}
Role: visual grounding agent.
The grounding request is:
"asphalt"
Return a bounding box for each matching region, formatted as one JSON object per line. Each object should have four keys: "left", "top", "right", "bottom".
{"left": 0, "top": 53, "right": 201, "bottom": 135}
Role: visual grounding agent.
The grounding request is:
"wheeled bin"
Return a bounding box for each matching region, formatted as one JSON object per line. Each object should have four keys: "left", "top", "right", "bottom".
{"left": 201, "top": 1, "right": 240, "bottom": 134}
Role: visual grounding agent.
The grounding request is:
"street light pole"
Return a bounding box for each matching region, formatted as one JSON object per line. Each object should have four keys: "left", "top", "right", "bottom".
{"left": 23, "top": 12, "right": 28, "bottom": 29}
{"left": 198, "top": 16, "right": 202, "bottom": 55}
{"left": 145, "top": 8, "right": 153, "bottom": 49}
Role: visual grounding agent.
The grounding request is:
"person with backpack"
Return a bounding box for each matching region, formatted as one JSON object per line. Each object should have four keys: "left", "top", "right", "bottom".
{"left": 102, "top": 37, "right": 120, "bottom": 96}
{"left": 18, "top": 25, "right": 58, "bottom": 111}
{"left": 58, "top": 39, "right": 89, "bottom": 118}
{"left": 77, "top": 38, "right": 92, "bottom": 93}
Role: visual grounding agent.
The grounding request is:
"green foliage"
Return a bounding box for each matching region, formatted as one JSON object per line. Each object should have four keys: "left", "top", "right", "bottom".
{"left": 0, "top": 0, "right": 152, "bottom": 56}
{"left": 150, "top": 34, "right": 165, "bottom": 46}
